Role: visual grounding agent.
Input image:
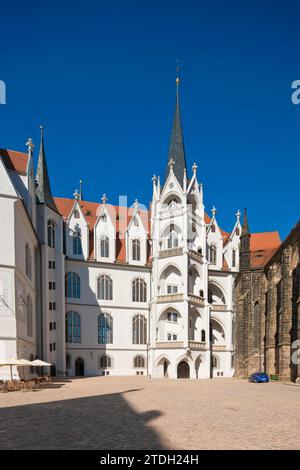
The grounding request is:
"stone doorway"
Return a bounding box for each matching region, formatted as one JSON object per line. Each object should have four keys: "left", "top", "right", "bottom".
{"left": 75, "top": 357, "right": 84, "bottom": 376}
{"left": 177, "top": 361, "right": 190, "bottom": 378}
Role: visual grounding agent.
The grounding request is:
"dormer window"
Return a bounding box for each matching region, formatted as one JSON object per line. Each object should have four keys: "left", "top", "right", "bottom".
{"left": 132, "top": 239, "right": 141, "bottom": 261}
{"left": 100, "top": 236, "right": 109, "bottom": 258}
{"left": 232, "top": 249, "right": 236, "bottom": 267}
{"left": 86, "top": 210, "right": 92, "bottom": 216}
{"left": 209, "top": 245, "right": 217, "bottom": 265}
{"left": 73, "top": 231, "right": 82, "bottom": 255}
{"left": 74, "top": 210, "right": 80, "bottom": 219}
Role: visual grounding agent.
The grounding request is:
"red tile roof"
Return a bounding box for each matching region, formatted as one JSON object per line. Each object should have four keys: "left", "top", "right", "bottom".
{"left": 54, "top": 197, "right": 150, "bottom": 264}
{"left": 55, "top": 197, "right": 281, "bottom": 268}
{"left": 0, "top": 149, "right": 29, "bottom": 175}
{"left": 250, "top": 232, "right": 281, "bottom": 267}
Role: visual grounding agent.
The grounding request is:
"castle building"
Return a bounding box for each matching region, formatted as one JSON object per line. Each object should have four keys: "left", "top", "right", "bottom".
{"left": 0, "top": 81, "right": 282, "bottom": 380}
{"left": 235, "top": 214, "right": 300, "bottom": 382}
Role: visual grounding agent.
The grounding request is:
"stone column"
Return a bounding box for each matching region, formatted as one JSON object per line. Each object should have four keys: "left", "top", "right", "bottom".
{"left": 265, "top": 266, "right": 277, "bottom": 376}
{"left": 279, "top": 247, "right": 293, "bottom": 381}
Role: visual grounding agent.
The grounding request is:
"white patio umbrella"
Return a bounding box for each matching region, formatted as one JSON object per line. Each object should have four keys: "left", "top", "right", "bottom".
{"left": 0, "top": 357, "right": 31, "bottom": 380}
{"left": 31, "top": 359, "right": 52, "bottom": 367}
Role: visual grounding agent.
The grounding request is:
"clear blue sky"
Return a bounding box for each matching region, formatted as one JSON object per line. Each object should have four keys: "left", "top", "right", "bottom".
{"left": 0, "top": 0, "right": 299, "bottom": 239}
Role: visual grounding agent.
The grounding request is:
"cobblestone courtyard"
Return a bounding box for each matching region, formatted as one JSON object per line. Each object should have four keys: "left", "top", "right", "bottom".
{"left": 0, "top": 376, "right": 299, "bottom": 450}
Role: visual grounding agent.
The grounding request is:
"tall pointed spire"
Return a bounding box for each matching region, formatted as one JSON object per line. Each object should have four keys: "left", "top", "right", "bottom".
{"left": 36, "top": 126, "right": 57, "bottom": 211}
{"left": 240, "top": 208, "right": 251, "bottom": 271}
{"left": 165, "top": 62, "right": 187, "bottom": 186}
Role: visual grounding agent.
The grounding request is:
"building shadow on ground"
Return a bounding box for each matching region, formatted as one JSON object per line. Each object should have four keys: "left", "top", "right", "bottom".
{"left": 0, "top": 389, "right": 164, "bottom": 450}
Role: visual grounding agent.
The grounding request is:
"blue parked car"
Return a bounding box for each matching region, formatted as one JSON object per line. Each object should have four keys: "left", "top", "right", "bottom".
{"left": 248, "top": 372, "right": 269, "bottom": 383}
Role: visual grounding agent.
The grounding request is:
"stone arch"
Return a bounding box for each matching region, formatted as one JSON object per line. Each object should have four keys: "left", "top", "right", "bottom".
{"left": 158, "top": 263, "right": 183, "bottom": 295}
{"left": 208, "top": 280, "right": 226, "bottom": 304}
{"left": 188, "top": 264, "right": 202, "bottom": 296}
{"left": 177, "top": 360, "right": 190, "bottom": 379}
{"left": 210, "top": 318, "right": 226, "bottom": 345}
{"left": 156, "top": 355, "right": 171, "bottom": 378}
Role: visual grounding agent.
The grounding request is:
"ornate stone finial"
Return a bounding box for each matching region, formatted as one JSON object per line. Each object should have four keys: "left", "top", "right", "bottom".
{"left": 101, "top": 193, "right": 107, "bottom": 204}
{"left": 152, "top": 174, "right": 157, "bottom": 183}
{"left": 26, "top": 138, "right": 35, "bottom": 154}
{"left": 236, "top": 209, "right": 241, "bottom": 221}
{"left": 73, "top": 189, "right": 80, "bottom": 200}
{"left": 211, "top": 205, "right": 217, "bottom": 218}
{"left": 192, "top": 162, "right": 198, "bottom": 174}
{"left": 168, "top": 158, "right": 175, "bottom": 170}
{"left": 134, "top": 198, "right": 139, "bottom": 209}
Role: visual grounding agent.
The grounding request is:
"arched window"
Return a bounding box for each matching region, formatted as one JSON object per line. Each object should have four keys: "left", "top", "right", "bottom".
{"left": 209, "top": 245, "right": 217, "bottom": 265}
{"left": 235, "top": 227, "right": 240, "bottom": 236}
{"left": 201, "top": 329, "right": 206, "bottom": 342}
{"left": 97, "top": 275, "right": 113, "bottom": 300}
{"left": 65, "top": 272, "right": 81, "bottom": 298}
{"left": 132, "top": 278, "right": 147, "bottom": 302}
{"left": 65, "top": 311, "right": 81, "bottom": 343}
{"left": 73, "top": 231, "right": 82, "bottom": 255}
{"left": 100, "top": 236, "right": 109, "bottom": 258}
{"left": 47, "top": 220, "right": 55, "bottom": 248}
{"left": 98, "top": 313, "right": 113, "bottom": 344}
{"left": 211, "top": 225, "right": 216, "bottom": 233}
{"left": 168, "top": 226, "right": 179, "bottom": 249}
{"left": 132, "top": 239, "right": 141, "bottom": 261}
{"left": 133, "top": 217, "right": 139, "bottom": 227}
{"left": 134, "top": 355, "right": 145, "bottom": 368}
{"left": 254, "top": 302, "right": 260, "bottom": 350}
{"left": 232, "top": 249, "right": 236, "bottom": 268}
{"left": 100, "top": 214, "right": 107, "bottom": 223}
{"left": 99, "top": 355, "right": 112, "bottom": 368}
{"left": 25, "top": 244, "right": 32, "bottom": 280}
{"left": 74, "top": 210, "right": 80, "bottom": 219}
{"left": 26, "top": 295, "right": 33, "bottom": 337}
{"left": 132, "top": 314, "right": 147, "bottom": 344}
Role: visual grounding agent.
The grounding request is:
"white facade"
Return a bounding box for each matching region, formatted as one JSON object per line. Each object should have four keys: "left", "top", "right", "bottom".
{"left": 0, "top": 92, "right": 242, "bottom": 380}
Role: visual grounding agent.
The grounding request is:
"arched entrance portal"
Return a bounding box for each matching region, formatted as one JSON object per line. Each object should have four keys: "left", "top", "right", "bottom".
{"left": 177, "top": 361, "right": 190, "bottom": 379}
{"left": 75, "top": 357, "right": 84, "bottom": 376}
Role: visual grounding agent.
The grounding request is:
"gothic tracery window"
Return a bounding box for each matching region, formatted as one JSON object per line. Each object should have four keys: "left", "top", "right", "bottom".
{"left": 65, "top": 272, "right": 81, "bottom": 298}
{"left": 65, "top": 311, "right": 81, "bottom": 343}
{"left": 97, "top": 275, "right": 113, "bottom": 300}
{"left": 132, "top": 278, "right": 147, "bottom": 302}
{"left": 132, "top": 314, "right": 147, "bottom": 344}
{"left": 98, "top": 312, "right": 113, "bottom": 344}
{"left": 132, "top": 239, "right": 141, "bottom": 261}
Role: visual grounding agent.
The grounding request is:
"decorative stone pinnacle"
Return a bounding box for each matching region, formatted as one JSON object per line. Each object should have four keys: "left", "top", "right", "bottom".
{"left": 211, "top": 205, "right": 217, "bottom": 217}
{"left": 152, "top": 174, "right": 157, "bottom": 183}
{"left": 73, "top": 189, "right": 80, "bottom": 200}
{"left": 192, "top": 162, "right": 198, "bottom": 173}
{"left": 236, "top": 209, "right": 241, "bottom": 220}
{"left": 101, "top": 193, "right": 107, "bottom": 204}
{"left": 26, "top": 138, "right": 35, "bottom": 153}
{"left": 168, "top": 158, "right": 175, "bottom": 170}
{"left": 134, "top": 198, "right": 139, "bottom": 209}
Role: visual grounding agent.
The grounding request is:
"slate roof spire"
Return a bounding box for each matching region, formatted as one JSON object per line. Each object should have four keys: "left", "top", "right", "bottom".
{"left": 165, "top": 67, "right": 187, "bottom": 187}
{"left": 240, "top": 208, "right": 251, "bottom": 271}
{"left": 36, "top": 126, "right": 57, "bottom": 211}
